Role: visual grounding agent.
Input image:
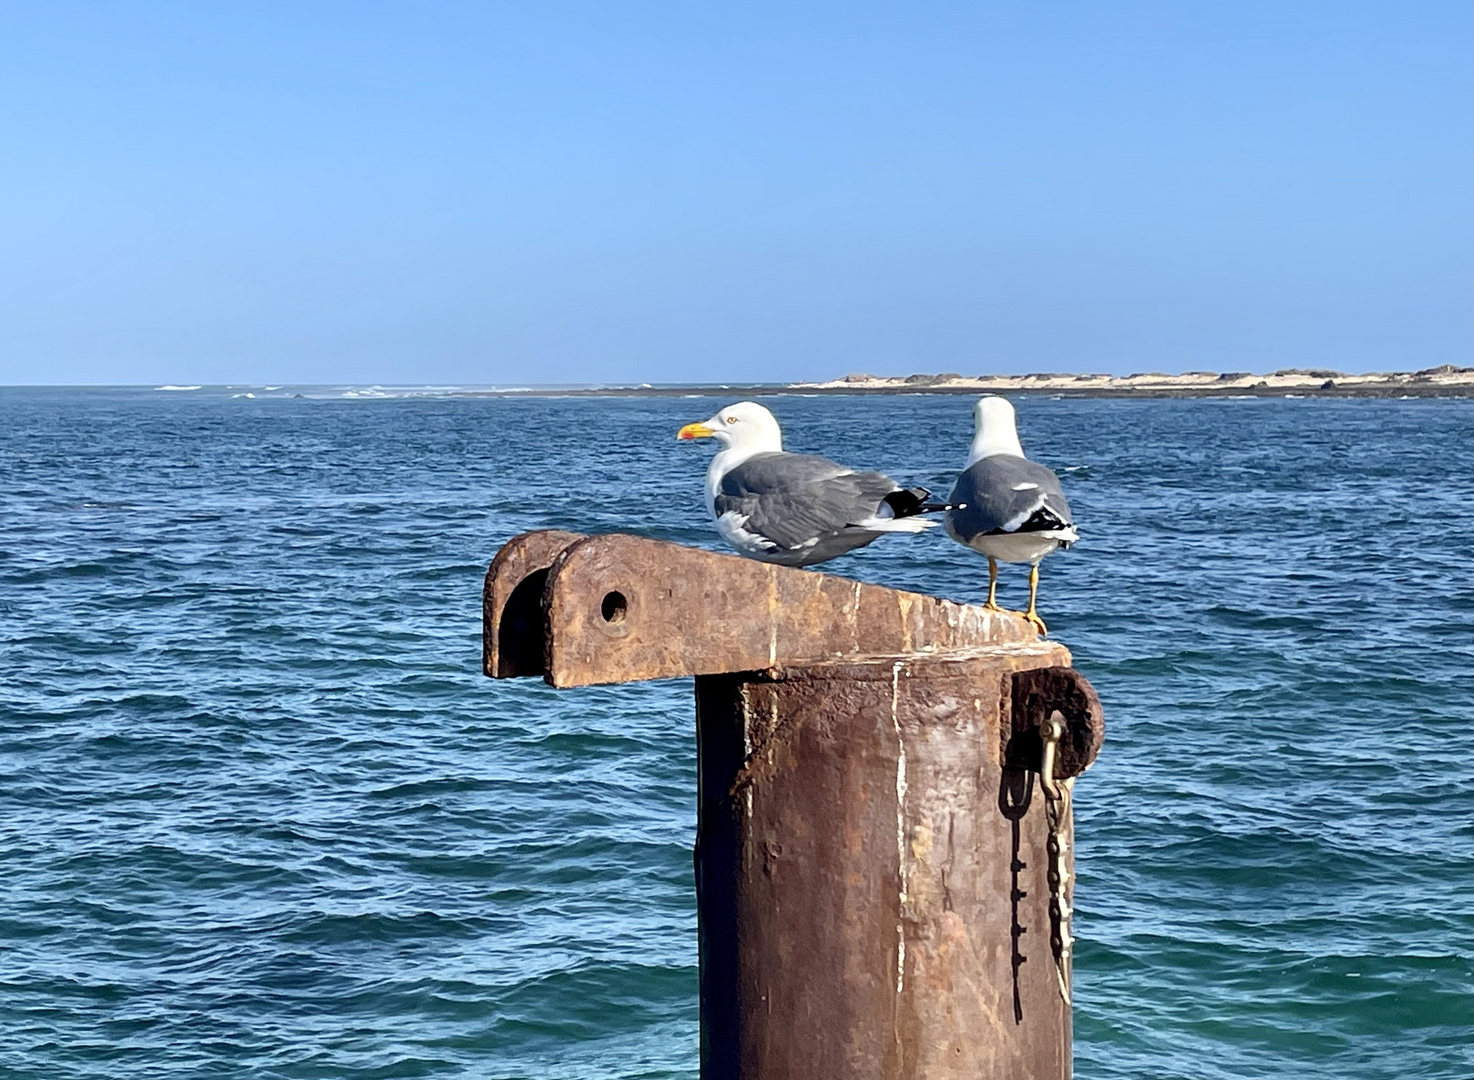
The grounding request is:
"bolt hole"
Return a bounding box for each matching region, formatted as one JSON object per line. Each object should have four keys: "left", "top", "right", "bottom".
{"left": 600, "top": 591, "right": 628, "bottom": 624}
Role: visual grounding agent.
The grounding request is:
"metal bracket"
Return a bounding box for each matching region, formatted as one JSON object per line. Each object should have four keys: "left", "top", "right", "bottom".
{"left": 484, "top": 530, "right": 1046, "bottom": 688}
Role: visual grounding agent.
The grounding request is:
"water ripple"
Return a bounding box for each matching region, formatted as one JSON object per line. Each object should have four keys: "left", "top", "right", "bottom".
{"left": 0, "top": 388, "right": 1469, "bottom": 1078}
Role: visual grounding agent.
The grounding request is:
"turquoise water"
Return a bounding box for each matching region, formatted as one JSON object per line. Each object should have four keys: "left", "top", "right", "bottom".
{"left": 1, "top": 387, "right": 1470, "bottom": 1078}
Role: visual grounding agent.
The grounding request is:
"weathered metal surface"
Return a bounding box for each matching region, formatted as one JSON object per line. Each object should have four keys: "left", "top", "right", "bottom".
{"left": 489, "top": 531, "right": 1039, "bottom": 687}
{"left": 482, "top": 529, "right": 586, "bottom": 677}
{"left": 483, "top": 530, "right": 1105, "bottom": 1078}
{"left": 695, "top": 648, "right": 1100, "bottom": 1080}
{"left": 1007, "top": 666, "right": 1105, "bottom": 780}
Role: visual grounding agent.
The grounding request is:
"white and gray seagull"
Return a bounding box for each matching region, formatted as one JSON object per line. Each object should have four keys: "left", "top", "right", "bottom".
{"left": 944, "top": 396, "right": 1078, "bottom": 634}
{"left": 677, "top": 401, "right": 940, "bottom": 567}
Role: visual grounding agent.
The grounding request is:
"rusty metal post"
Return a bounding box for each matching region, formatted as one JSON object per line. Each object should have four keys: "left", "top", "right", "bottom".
{"left": 483, "top": 531, "right": 1103, "bottom": 1080}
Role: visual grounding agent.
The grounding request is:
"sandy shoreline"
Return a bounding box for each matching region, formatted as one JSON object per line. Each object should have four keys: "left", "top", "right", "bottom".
{"left": 792, "top": 364, "right": 1474, "bottom": 397}
{"left": 460, "top": 365, "right": 1473, "bottom": 399}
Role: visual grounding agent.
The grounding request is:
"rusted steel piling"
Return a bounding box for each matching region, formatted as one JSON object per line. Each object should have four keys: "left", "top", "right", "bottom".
{"left": 484, "top": 530, "right": 1103, "bottom": 1079}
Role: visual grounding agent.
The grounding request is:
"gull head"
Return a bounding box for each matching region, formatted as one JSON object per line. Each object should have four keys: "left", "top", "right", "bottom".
{"left": 967, "top": 395, "right": 1025, "bottom": 464}
{"left": 677, "top": 401, "right": 783, "bottom": 454}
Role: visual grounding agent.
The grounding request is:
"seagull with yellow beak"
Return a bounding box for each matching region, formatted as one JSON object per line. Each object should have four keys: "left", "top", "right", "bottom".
{"left": 677, "top": 401, "right": 940, "bottom": 567}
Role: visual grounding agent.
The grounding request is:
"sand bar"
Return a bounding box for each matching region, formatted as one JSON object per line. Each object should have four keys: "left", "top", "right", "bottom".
{"left": 458, "top": 365, "right": 1473, "bottom": 399}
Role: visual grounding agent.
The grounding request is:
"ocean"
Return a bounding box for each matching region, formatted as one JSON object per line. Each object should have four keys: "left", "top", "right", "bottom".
{"left": 1, "top": 386, "right": 1470, "bottom": 1078}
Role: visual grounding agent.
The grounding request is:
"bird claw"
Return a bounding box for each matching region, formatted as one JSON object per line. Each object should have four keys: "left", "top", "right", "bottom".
{"left": 985, "top": 600, "right": 1041, "bottom": 633}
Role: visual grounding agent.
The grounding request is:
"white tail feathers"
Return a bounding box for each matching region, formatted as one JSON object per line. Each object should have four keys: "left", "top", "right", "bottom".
{"left": 856, "top": 516, "right": 940, "bottom": 533}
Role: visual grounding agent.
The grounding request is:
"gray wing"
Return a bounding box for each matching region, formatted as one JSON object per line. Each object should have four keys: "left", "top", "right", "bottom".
{"left": 716, "top": 452, "right": 900, "bottom": 550}
{"left": 945, "top": 455, "right": 1072, "bottom": 541}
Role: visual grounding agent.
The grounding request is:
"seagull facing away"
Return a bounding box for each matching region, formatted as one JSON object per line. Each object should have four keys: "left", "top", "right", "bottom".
{"left": 677, "top": 401, "right": 939, "bottom": 567}
{"left": 944, "top": 396, "right": 1078, "bottom": 634}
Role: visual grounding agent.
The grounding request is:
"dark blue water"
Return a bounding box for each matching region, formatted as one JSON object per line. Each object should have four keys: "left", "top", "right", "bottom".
{"left": 2, "top": 386, "right": 1470, "bottom": 1078}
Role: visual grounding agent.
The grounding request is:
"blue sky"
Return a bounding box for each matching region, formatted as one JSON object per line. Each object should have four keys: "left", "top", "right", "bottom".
{"left": 1, "top": 1, "right": 1468, "bottom": 385}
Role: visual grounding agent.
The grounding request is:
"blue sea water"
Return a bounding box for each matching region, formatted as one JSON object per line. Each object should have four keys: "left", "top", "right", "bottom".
{"left": 1, "top": 385, "right": 1470, "bottom": 1079}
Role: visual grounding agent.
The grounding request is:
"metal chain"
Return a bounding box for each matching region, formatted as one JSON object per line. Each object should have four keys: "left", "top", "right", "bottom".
{"left": 1039, "top": 710, "right": 1075, "bottom": 1006}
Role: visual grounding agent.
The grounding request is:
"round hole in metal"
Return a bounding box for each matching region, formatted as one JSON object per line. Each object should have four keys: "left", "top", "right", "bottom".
{"left": 601, "top": 591, "right": 628, "bottom": 624}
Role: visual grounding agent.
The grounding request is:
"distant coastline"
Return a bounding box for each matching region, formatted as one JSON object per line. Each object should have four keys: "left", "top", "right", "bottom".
{"left": 14, "top": 369, "right": 1464, "bottom": 399}
{"left": 461, "top": 365, "right": 1474, "bottom": 399}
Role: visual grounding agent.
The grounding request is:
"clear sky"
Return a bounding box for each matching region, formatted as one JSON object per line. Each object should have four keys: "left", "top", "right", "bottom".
{"left": 1, "top": 1, "right": 1469, "bottom": 386}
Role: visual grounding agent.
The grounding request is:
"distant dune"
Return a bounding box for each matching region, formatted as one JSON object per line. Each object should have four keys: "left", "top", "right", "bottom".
{"left": 789, "top": 365, "right": 1474, "bottom": 398}
{"left": 444, "top": 365, "right": 1473, "bottom": 399}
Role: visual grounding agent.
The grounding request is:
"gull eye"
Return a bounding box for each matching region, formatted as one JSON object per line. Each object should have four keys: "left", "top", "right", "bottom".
{"left": 725, "top": 415, "right": 737, "bottom": 424}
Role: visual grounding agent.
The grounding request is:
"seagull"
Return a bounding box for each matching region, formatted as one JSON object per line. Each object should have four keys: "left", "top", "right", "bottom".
{"left": 677, "top": 401, "right": 940, "bottom": 567}
{"left": 944, "top": 396, "right": 1077, "bottom": 634}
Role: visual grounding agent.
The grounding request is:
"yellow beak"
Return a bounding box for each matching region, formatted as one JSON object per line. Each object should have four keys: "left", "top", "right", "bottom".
{"left": 677, "top": 422, "right": 715, "bottom": 440}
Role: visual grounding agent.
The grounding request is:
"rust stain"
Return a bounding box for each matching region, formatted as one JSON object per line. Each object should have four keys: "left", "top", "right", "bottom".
{"left": 693, "top": 655, "right": 1087, "bottom": 1078}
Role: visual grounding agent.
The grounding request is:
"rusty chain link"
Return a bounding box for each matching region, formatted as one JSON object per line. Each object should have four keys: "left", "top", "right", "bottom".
{"left": 1038, "top": 710, "right": 1075, "bottom": 1006}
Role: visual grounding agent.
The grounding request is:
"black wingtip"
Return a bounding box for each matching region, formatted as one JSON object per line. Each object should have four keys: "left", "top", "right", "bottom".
{"left": 882, "top": 486, "right": 930, "bottom": 518}
{"left": 884, "top": 487, "right": 962, "bottom": 517}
